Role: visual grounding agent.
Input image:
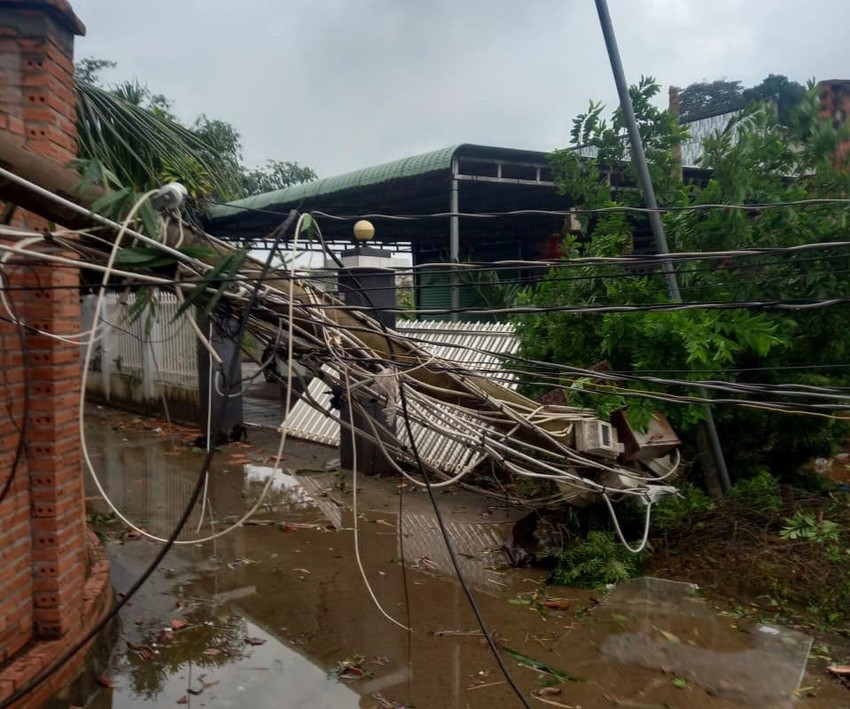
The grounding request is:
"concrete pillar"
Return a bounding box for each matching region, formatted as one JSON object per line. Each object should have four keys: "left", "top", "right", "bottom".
{"left": 336, "top": 245, "right": 397, "bottom": 476}
{"left": 197, "top": 311, "right": 244, "bottom": 446}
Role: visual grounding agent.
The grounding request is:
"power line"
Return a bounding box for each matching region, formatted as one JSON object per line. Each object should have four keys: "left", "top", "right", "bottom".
{"left": 0, "top": 210, "right": 299, "bottom": 708}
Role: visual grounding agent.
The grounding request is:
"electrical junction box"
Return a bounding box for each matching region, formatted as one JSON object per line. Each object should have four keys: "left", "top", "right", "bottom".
{"left": 612, "top": 410, "right": 680, "bottom": 463}
{"left": 574, "top": 419, "right": 622, "bottom": 458}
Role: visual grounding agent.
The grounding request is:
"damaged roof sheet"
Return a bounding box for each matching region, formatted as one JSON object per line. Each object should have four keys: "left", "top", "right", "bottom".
{"left": 283, "top": 319, "right": 519, "bottom": 474}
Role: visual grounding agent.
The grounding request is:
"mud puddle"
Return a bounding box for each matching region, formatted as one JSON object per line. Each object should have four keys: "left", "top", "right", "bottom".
{"left": 82, "top": 411, "right": 847, "bottom": 708}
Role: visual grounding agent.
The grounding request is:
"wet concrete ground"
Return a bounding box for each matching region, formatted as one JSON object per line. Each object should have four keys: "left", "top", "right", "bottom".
{"left": 81, "top": 407, "right": 850, "bottom": 708}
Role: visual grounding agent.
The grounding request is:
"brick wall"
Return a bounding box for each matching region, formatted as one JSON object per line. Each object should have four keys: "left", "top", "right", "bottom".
{"left": 818, "top": 79, "right": 850, "bottom": 166}
{"left": 0, "top": 2, "right": 99, "bottom": 704}
{"left": 0, "top": 0, "right": 84, "bottom": 231}
{"left": 0, "top": 266, "right": 33, "bottom": 664}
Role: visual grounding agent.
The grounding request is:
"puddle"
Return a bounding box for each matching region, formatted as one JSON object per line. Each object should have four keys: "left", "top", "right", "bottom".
{"left": 598, "top": 578, "right": 813, "bottom": 707}
{"left": 82, "top": 412, "right": 847, "bottom": 708}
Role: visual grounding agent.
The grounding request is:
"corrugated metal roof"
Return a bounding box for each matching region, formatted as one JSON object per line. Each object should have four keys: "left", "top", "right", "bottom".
{"left": 208, "top": 145, "right": 461, "bottom": 221}
{"left": 283, "top": 320, "right": 519, "bottom": 474}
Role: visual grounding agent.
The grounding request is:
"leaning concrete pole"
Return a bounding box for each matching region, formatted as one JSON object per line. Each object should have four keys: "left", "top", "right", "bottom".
{"left": 594, "top": 0, "right": 731, "bottom": 493}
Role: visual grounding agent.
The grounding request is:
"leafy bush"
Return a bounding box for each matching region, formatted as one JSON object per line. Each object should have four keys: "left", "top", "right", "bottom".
{"left": 726, "top": 470, "right": 782, "bottom": 516}
{"left": 651, "top": 482, "right": 713, "bottom": 532}
{"left": 548, "top": 531, "right": 643, "bottom": 588}
{"left": 780, "top": 510, "right": 841, "bottom": 544}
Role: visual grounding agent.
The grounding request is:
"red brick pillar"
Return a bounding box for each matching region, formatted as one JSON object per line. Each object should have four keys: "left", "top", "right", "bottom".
{"left": 25, "top": 259, "right": 86, "bottom": 639}
{"left": 818, "top": 80, "right": 850, "bottom": 167}
{"left": 0, "top": 0, "right": 87, "bottom": 642}
{"left": 0, "top": 266, "right": 33, "bottom": 662}
{"left": 0, "top": 0, "right": 85, "bottom": 230}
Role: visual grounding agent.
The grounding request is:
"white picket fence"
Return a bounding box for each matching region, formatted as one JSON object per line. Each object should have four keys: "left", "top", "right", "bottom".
{"left": 81, "top": 292, "right": 199, "bottom": 412}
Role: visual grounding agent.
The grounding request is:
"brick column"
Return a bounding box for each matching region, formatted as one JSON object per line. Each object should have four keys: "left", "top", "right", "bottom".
{"left": 25, "top": 260, "right": 86, "bottom": 639}
{"left": 0, "top": 0, "right": 85, "bottom": 231}
{"left": 818, "top": 80, "right": 850, "bottom": 166}
{"left": 0, "top": 265, "right": 33, "bottom": 662}
{"left": 0, "top": 0, "right": 87, "bottom": 642}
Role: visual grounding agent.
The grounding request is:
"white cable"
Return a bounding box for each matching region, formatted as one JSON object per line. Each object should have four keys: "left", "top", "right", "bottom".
{"left": 344, "top": 369, "right": 411, "bottom": 632}
{"left": 0, "top": 235, "right": 110, "bottom": 345}
{"left": 602, "top": 492, "right": 652, "bottom": 554}
{"left": 81, "top": 206, "right": 302, "bottom": 544}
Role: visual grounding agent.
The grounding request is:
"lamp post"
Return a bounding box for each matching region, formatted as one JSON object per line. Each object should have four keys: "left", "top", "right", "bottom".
{"left": 336, "top": 220, "right": 397, "bottom": 475}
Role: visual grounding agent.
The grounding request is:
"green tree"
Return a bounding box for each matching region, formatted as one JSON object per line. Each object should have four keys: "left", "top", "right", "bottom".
{"left": 518, "top": 77, "right": 850, "bottom": 482}
{"left": 678, "top": 79, "right": 745, "bottom": 121}
{"left": 73, "top": 57, "right": 317, "bottom": 205}
{"left": 678, "top": 74, "right": 806, "bottom": 125}
{"left": 240, "top": 159, "right": 318, "bottom": 195}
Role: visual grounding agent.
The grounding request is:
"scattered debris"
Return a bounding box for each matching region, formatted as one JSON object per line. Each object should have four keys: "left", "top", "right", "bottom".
{"left": 502, "top": 646, "right": 583, "bottom": 683}
{"left": 328, "top": 654, "right": 370, "bottom": 681}
{"left": 126, "top": 641, "right": 155, "bottom": 660}
{"left": 429, "top": 629, "right": 483, "bottom": 638}
{"left": 467, "top": 680, "right": 506, "bottom": 692}
{"left": 372, "top": 693, "right": 409, "bottom": 708}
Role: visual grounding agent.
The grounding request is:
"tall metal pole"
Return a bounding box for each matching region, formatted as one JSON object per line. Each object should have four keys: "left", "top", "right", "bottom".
{"left": 594, "top": 0, "right": 731, "bottom": 492}
{"left": 449, "top": 155, "right": 460, "bottom": 321}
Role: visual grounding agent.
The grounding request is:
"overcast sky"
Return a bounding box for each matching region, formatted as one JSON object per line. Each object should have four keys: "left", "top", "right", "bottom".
{"left": 71, "top": 0, "right": 850, "bottom": 179}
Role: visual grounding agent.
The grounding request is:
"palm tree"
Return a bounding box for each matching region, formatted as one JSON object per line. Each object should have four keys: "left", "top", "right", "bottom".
{"left": 74, "top": 80, "right": 244, "bottom": 203}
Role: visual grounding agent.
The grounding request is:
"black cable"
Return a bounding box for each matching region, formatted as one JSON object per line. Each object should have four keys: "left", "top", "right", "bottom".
{"left": 0, "top": 270, "right": 28, "bottom": 507}
{"left": 0, "top": 210, "right": 298, "bottom": 708}
{"left": 204, "top": 196, "right": 850, "bottom": 220}
{"left": 308, "top": 225, "right": 415, "bottom": 704}
{"left": 310, "top": 225, "right": 531, "bottom": 708}
{"left": 283, "top": 294, "right": 850, "bottom": 318}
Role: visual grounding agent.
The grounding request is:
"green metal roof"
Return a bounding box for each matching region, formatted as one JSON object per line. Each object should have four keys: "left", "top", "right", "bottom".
{"left": 207, "top": 144, "right": 462, "bottom": 221}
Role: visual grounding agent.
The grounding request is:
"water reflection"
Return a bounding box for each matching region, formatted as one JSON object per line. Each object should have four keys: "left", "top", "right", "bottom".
{"left": 85, "top": 415, "right": 838, "bottom": 709}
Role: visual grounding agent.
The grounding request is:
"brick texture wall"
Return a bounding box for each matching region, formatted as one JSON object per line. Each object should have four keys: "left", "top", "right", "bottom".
{"left": 0, "top": 0, "right": 84, "bottom": 231}
{"left": 818, "top": 79, "right": 850, "bottom": 166}
{"left": 0, "top": 0, "right": 88, "bottom": 689}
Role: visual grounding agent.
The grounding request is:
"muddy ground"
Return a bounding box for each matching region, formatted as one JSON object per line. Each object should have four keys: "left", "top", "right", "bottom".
{"left": 80, "top": 406, "right": 850, "bottom": 708}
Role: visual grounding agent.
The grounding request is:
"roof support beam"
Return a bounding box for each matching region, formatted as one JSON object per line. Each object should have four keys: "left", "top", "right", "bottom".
{"left": 449, "top": 155, "right": 460, "bottom": 321}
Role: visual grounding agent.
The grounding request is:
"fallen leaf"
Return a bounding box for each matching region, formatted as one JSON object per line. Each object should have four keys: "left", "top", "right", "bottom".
{"left": 672, "top": 677, "right": 688, "bottom": 689}
{"left": 203, "top": 648, "right": 222, "bottom": 656}
{"left": 175, "top": 599, "right": 186, "bottom": 609}
{"left": 657, "top": 629, "right": 681, "bottom": 644}
{"left": 203, "top": 681, "right": 220, "bottom": 689}
{"left": 536, "top": 687, "right": 562, "bottom": 696}
{"left": 827, "top": 664, "right": 850, "bottom": 675}
{"left": 187, "top": 687, "right": 203, "bottom": 696}
{"left": 96, "top": 676, "right": 114, "bottom": 688}
{"left": 171, "top": 618, "right": 188, "bottom": 631}
{"left": 541, "top": 599, "right": 571, "bottom": 611}
{"left": 245, "top": 636, "right": 267, "bottom": 646}
{"left": 176, "top": 696, "right": 188, "bottom": 705}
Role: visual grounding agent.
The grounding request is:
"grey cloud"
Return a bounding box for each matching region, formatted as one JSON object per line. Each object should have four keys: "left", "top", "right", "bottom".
{"left": 71, "top": 0, "right": 850, "bottom": 178}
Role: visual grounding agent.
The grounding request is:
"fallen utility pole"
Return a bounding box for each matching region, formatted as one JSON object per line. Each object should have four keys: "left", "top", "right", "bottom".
{"left": 594, "top": 0, "right": 731, "bottom": 493}
{"left": 0, "top": 162, "right": 625, "bottom": 488}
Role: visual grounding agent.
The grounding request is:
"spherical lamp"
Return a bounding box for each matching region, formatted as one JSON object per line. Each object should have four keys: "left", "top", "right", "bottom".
{"left": 353, "top": 219, "right": 375, "bottom": 242}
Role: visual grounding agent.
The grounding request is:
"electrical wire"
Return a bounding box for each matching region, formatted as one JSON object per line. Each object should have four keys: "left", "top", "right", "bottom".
{"left": 0, "top": 206, "right": 297, "bottom": 709}
{"left": 205, "top": 196, "right": 850, "bottom": 221}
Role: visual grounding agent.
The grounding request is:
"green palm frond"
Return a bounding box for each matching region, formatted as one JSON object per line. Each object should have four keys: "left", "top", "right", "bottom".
{"left": 74, "top": 81, "right": 243, "bottom": 200}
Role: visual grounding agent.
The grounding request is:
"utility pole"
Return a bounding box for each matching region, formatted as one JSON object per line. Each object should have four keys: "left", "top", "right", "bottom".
{"left": 594, "top": 0, "right": 732, "bottom": 493}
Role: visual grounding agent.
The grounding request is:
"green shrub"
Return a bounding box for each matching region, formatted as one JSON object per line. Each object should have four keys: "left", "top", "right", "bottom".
{"left": 727, "top": 470, "right": 782, "bottom": 516}
{"left": 548, "top": 531, "right": 643, "bottom": 588}
{"left": 652, "top": 483, "right": 713, "bottom": 532}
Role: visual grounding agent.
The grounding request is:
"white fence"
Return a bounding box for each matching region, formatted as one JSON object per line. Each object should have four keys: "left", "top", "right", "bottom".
{"left": 81, "top": 292, "right": 199, "bottom": 416}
